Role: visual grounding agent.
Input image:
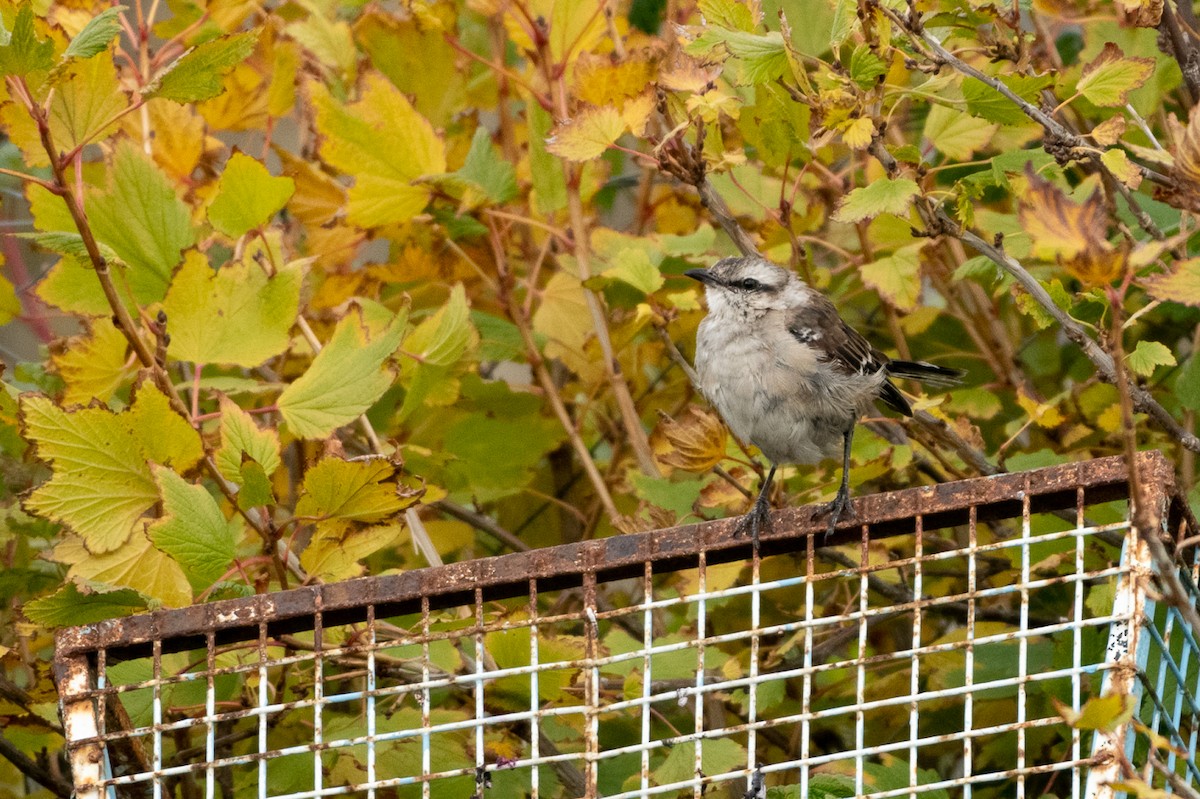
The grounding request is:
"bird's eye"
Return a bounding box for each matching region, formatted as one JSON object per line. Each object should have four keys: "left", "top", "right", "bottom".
{"left": 739, "top": 278, "right": 762, "bottom": 291}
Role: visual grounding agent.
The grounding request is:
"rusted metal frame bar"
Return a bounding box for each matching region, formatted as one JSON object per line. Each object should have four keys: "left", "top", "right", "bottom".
{"left": 855, "top": 518, "right": 869, "bottom": 797}
{"left": 1084, "top": 462, "right": 1174, "bottom": 798}
{"left": 1072, "top": 486, "right": 1086, "bottom": 799}
{"left": 907, "top": 508, "right": 924, "bottom": 797}
{"left": 54, "top": 454, "right": 1168, "bottom": 666}
{"left": 55, "top": 652, "right": 103, "bottom": 799}
{"left": 963, "top": 503, "right": 978, "bottom": 799}
{"left": 1017, "top": 476, "right": 1032, "bottom": 799}
{"left": 691, "top": 547, "right": 706, "bottom": 799}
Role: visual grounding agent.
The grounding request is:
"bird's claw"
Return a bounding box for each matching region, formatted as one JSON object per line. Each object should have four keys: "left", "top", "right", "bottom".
{"left": 811, "top": 488, "right": 853, "bottom": 542}
{"left": 734, "top": 493, "right": 772, "bottom": 546}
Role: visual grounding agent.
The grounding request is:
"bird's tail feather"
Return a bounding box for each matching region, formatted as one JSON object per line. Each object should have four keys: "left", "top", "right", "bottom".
{"left": 887, "top": 360, "right": 965, "bottom": 386}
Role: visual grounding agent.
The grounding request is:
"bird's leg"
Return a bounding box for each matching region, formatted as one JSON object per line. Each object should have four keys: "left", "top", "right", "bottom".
{"left": 735, "top": 463, "right": 776, "bottom": 546}
{"left": 812, "top": 423, "right": 855, "bottom": 541}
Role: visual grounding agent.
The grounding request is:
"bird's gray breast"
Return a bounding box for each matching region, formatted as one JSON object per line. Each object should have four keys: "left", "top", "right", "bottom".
{"left": 693, "top": 312, "right": 881, "bottom": 465}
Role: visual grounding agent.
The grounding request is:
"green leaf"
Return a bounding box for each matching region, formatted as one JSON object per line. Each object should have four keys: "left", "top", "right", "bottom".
{"left": 962, "top": 74, "right": 1054, "bottom": 125}
{"left": 312, "top": 74, "right": 446, "bottom": 227}
{"left": 23, "top": 583, "right": 147, "bottom": 626}
{"left": 295, "top": 458, "right": 416, "bottom": 523}
{"left": 49, "top": 52, "right": 126, "bottom": 149}
{"left": 63, "top": 6, "right": 127, "bottom": 61}
{"left": 237, "top": 461, "right": 274, "bottom": 510}
{"left": 214, "top": 395, "right": 282, "bottom": 483}
{"left": 722, "top": 30, "right": 787, "bottom": 84}
{"left": 828, "top": 0, "right": 857, "bottom": 48}
{"left": 278, "top": 307, "right": 406, "bottom": 438}
{"left": 129, "top": 391, "right": 204, "bottom": 474}
{"left": 831, "top": 178, "right": 921, "bottom": 223}
{"left": 1076, "top": 43, "right": 1154, "bottom": 108}
{"left": 402, "top": 284, "right": 474, "bottom": 367}
{"left": 451, "top": 127, "right": 517, "bottom": 206}
{"left": 527, "top": 100, "right": 567, "bottom": 214}
{"left": 1126, "top": 340, "right": 1175, "bottom": 377}
{"left": 0, "top": 272, "right": 20, "bottom": 326}
{"left": 147, "top": 465, "right": 239, "bottom": 590}
{"left": 698, "top": 0, "right": 755, "bottom": 31}
{"left": 22, "top": 397, "right": 158, "bottom": 554}
{"left": 16, "top": 231, "right": 121, "bottom": 265}
{"left": 0, "top": 6, "right": 55, "bottom": 77}
{"left": 87, "top": 141, "right": 195, "bottom": 304}
{"left": 442, "top": 412, "right": 564, "bottom": 501}
{"left": 35, "top": 255, "right": 112, "bottom": 316}
{"left": 207, "top": 151, "right": 295, "bottom": 238}
{"left": 653, "top": 738, "right": 745, "bottom": 786}
{"left": 163, "top": 252, "right": 304, "bottom": 367}
{"left": 923, "top": 104, "right": 997, "bottom": 160}
{"left": 145, "top": 31, "right": 258, "bottom": 103}
{"left": 848, "top": 45, "right": 887, "bottom": 88}
{"left": 600, "top": 248, "right": 665, "bottom": 295}
{"left": 860, "top": 243, "right": 923, "bottom": 312}
{"left": 1176, "top": 355, "right": 1200, "bottom": 412}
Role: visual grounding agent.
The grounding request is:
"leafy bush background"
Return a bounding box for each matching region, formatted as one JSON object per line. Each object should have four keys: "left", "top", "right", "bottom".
{"left": 0, "top": 0, "right": 1197, "bottom": 794}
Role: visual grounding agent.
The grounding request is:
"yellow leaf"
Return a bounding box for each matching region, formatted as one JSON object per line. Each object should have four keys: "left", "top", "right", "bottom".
{"left": 686, "top": 87, "right": 741, "bottom": 123}
{"left": 267, "top": 39, "right": 299, "bottom": 117}
{"left": 504, "top": 0, "right": 605, "bottom": 66}
{"left": 531, "top": 271, "right": 594, "bottom": 373}
{"left": 275, "top": 147, "right": 347, "bottom": 226}
{"left": 1018, "top": 165, "right": 1126, "bottom": 286}
{"left": 62, "top": 530, "right": 192, "bottom": 608}
{"left": 659, "top": 52, "right": 721, "bottom": 93}
{"left": 546, "top": 105, "right": 626, "bottom": 161}
{"left": 51, "top": 319, "right": 135, "bottom": 406}
{"left": 1091, "top": 115, "right": 1126, "bottom": 147}
{"left": 301, "top": 522, "right": 401, "bottom": 581}
{"left": 1100, "top": 148, "right": 1143, "bottom": 188}
{"left": 1142, "top": 258, "right": 1200, "bottom": 306}
{"left": 1077, "top": 43, "right": 1154, "bottom": 107}
{"left": 622, "top": 91, "right": 656, "bottom": 136}
{"left": 573, "top": 51, "right": 657, "bottom": 106}
{"left": 840, "top": 116, "right": 874, "bottom": 150}
{"left": 145, "top": 99, "right": 206, "bottom": 181}
{"left": 311, "top": 74, "right": 446, "bottom": 227}
{"left": 1015, "top": 387, "right": 1065, "bottom": 428}
{"left": 286, "top": 1, "right": 356, "bottom": 78}
{"left": 48, "top": 52, "right": 126, "bottom": 151}
{"left": 197, "top": 61, "right": 268, "bottom": 131}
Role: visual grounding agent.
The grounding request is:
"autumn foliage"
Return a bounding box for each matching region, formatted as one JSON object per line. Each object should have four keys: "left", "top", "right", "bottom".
{"left": 0, "top": 0, "right": 1199, "bottom": 793}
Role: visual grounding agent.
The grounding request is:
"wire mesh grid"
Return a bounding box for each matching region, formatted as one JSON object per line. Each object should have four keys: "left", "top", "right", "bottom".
{"left": 53, "top": 451, "right": 1200, "bottom": 799}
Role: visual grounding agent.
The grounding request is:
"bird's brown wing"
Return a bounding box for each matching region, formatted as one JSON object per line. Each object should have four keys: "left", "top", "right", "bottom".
{"left": 785, "top": 297, "right": 912, "bottom": 416}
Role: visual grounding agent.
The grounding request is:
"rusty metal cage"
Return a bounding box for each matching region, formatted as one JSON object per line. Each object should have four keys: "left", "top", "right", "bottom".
{"left": 53, "top": 451, "right": 1200, "bottom": 799}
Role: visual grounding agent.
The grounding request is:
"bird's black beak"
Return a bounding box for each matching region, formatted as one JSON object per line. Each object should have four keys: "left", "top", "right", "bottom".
{"left": 685, "top": 268, "right": 716, "bottom": 286}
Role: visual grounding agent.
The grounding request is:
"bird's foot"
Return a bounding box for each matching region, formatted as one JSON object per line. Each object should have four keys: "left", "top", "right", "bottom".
{"left": 734, "top": 493, "right": 772, "bottom": 547}
{"left": 811, "top": 487, "right": 853, "bottom": 542}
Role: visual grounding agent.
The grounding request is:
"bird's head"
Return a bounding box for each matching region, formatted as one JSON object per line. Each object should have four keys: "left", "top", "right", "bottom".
{"left": 685, "top": 257, "right": 805, "bottom": 318}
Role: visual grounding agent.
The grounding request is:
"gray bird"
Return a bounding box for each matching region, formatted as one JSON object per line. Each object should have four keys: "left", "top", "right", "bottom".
{"left": 685, "top": 256, "right": 963, "bottom": 540}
